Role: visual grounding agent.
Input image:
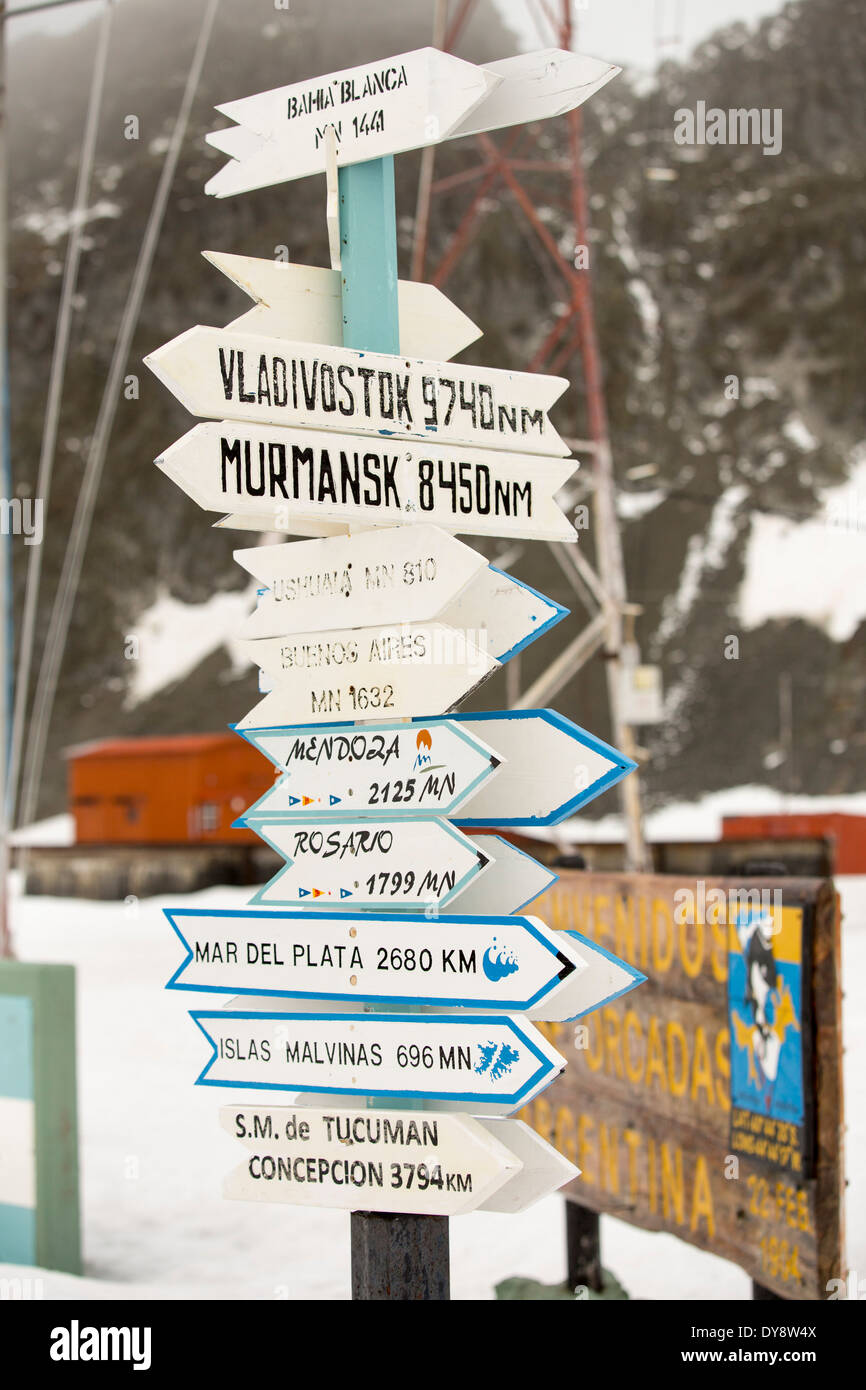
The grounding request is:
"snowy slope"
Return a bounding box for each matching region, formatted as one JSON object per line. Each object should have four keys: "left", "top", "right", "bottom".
{"left": 5, "top": 864, "right": 862, "bottom": 1302}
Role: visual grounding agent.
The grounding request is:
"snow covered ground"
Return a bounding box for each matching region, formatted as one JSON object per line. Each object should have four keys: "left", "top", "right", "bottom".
{"left": 3, "top": 868, "right": 863, "bottom": 1301}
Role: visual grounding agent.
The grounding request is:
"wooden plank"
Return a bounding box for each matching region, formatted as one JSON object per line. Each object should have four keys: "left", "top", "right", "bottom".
{"left": 516, "top": 870, "right": 843, "bottom": 1299}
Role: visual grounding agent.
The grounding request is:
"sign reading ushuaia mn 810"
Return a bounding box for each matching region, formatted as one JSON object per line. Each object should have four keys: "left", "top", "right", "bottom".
{"left": 149, "top": 40, "right": 641, "bottom": 1252}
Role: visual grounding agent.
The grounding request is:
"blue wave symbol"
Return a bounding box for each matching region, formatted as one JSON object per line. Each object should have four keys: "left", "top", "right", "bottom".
{"left": 482, "top": 938, "right": 519, "bottom": 982}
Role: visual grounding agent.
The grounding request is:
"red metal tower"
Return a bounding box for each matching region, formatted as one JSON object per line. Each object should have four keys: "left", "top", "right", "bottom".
{"left": 412, "top": 0, "right": 650, "bottom": 869}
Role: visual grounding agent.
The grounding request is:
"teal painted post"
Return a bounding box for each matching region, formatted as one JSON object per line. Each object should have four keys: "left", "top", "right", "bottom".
{"left": 338, "top": 156, "right": 400, "bottom": 354}
{"left": 339, "top": 155, "right": 449, "bottom": 1300}
{"left": 0, "top": 962, "right": 80, "bottom": 1274}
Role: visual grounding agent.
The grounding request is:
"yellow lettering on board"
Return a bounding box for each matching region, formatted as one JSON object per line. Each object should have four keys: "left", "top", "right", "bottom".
{"left": 715, "top": 1028, "right": 730, "bottom": 1112}
{"left": 577, "top": 1114, "right": 596, "bottom": 1184}
{"left": 666, "top": 1020, "right": 688, "bottom": 1098}
{"left": 623, "top": 1128, "right": 641, "bottom": 1199}
{"left": 679, "top": 914, "right": 703, "bottom": 978}
{"left": 583, "top": 1011, "right": 604, "bottom": 1072}
{"left": 600, "top": 1125, "right": 620, "bottom": 1193}
{"left": 661, "top": 1143, "right": 685, "bottom": 1225}
{"left": 645, "top": 1016, "right": 668, "bottom": 1093}
{"left": 614, "top": 894, "right": 636, "bottom": 964}
{"left": 594, "top": 895, "right": 612, "bottom": 950}
{"left": 690, "top": 1154, "right": 715, "bottom": 1238}
{"left": 602, "top": 1007, "right": 624, "bottom": 1078}
{"left": 623, "top": 1009, "right": 644, "bottom": 1085}
{"left": 691, "top": 1026, "right": 715, "bottom": 1106}
{"left": 710, "top": 914, "right": 728, "bottom": 982}
{"left": 652, "top": 898, "right": 674, "bottom": 973}
{"left": 534, "top": 1094, "right": 554, "bottom": 1146}
{"left": 638, "top": 895, "right": 649, "bottom": 971}
{"left": 554, "top": 1105, "right": 577, "bottom": 1166}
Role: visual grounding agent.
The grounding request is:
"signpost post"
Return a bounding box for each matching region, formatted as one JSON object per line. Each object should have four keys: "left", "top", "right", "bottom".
{"left": 148, "top": 42, "right": 640, "bottom": 1302}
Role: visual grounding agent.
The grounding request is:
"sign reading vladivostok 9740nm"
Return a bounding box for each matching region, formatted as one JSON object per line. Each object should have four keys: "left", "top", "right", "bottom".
{"left": 144, "top": 328, "right": 569, "bottom": 455}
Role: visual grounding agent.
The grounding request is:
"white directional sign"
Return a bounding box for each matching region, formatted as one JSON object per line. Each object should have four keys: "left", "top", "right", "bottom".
{"left": 236, "top": 622, "right": 497, "bottom": 729}
{"left": 156, "top": 422, "right": 577, "bottom": 542}
{"left": 204, "top": 48, "right": 619, "bottom": 198}
{"left": 205, "top": 48, "right": 500, "bottom": 196}
{"left": 144, "top": 328, "right": 570, "bottom": 456}
{"left": 238, "top": 710, "right": 634, "bottom": 826}
{"left": 167, "top": 906, "right": 578, "bottom": 1010}
{"left": 236, "top": 718, "right": 501, "bottom": 820}
{"left": 237, "top": 531, "right": 567, "bottom": 662}
{"left": 441, "top": 566, "right": 566, "bottom": 665}
{"left": 248, "top": 817, "right": 489, "bottom": 910}
{"left": 235, "top": 526, "right": 487, "bottom": 638}
{"left": 204, "top": 252, "right": 482, "bottom": 362}
{"left": 455, "top": 710, "right": 636, "bottom": 826}
{"left": 191, "top": 1008, "right": 567, "bottom": 1111}
{"left": 453, "top": 836, "right": 557, "bottom": 916}
{"left": 218, "top": 1105, "right": 578, "bottom": 1216}
{"left": 166, "top": 908, "right": 644, "bottom": 1020}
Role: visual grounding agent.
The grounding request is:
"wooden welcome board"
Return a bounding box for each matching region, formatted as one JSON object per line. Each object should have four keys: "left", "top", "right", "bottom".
{"left": 517, "top": 872, "right": 844, "bottom": 1300}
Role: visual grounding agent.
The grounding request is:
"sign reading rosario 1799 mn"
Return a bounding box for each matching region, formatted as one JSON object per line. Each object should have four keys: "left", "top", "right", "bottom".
{"left": 144, "top": 327, "right": 569, "bottom": 455}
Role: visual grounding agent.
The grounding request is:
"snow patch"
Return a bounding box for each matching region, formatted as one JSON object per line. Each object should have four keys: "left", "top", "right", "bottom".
{"left": 125, "top": 586, "right": 256, "bottom": 708}
{"left": 739, "top": 449, "right": 866, "bottom": 641}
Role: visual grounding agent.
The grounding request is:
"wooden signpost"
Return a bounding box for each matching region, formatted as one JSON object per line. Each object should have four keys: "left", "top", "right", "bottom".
{"left": 204, "top": 47, "right": 619, "bottom": 198}
{"left": 236, "top": 531, "right": 567, "bottom": 661}
{"left": 204, "top": 251, "right": 482, "bottom": 361}
{"left": 248, "top": 816, "right": 489, "bottom": 910}
{"left": 166, "top": 906, "right": 643, "bottom": 1021}
{"left": 144, "top": 327, "right": 570, "bottom": 453}
{"left": 148, "top": 41, "right": 638, "bottom": 1301}
{"left": 219, "top": 1105, "right": 578, "bottom": 1217}
{"left": 156, "top": 420, "right": 578, "bottom": 540}
{"left": 236, "top": 710, "right": 635, "bottom": 826}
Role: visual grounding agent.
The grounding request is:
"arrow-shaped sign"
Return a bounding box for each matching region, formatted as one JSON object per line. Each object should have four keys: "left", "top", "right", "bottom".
{"left": 236, "top": 622, "right": 497, "bottom": 730}
{"left": 166, "top": 906, "right": 579, "bottom": 1011}
{"left": 204, "top": 48, "right": 618, "bottom": 197}
{"left": 205, "top": 48, "right": 500, "bottom": 195}
{"left": 166, "top": 908, "right": 644, "bottom": 1021}
{"left": 453, "top": 835, "right": 557, "bottom": 916}
{"left": 144, "top": 328, "right": 570, "bottom": 457}
{"left": 156, "top": 422, "right": 577, "bottom": 542}
{"left": 218, "top": 1104, "right": 578, "bottom": 1216}
{"left": 204, "top": 252, "right": 482, "bottom": 362}
{"left": 237, "top": 710, "right": 634, "bottom": 826}
{"left": 237, "top": 532, "right": 567, "bottom": 663}
{"left": 191, "top": 1008, "right": 566, "bottom": 1111}
{"left": 237, "top": 717, "right": 500, "bottom": 820}
{"left": 247, "top": 817, "right": 489, "bottom": 910}
{"left": 454, "top": 711, "right": 637, "bottom": 826}
{"left": 234, "top": 526, "right": 487, "bottom": 638}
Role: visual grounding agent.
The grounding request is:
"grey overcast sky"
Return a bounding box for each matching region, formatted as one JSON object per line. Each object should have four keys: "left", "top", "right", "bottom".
{"left": 9, "top": 0, "right": 788, "bottom": 75}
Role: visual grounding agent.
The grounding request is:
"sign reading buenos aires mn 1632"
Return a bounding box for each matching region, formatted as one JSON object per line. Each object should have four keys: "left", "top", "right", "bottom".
{"left": 517, "top": 871, "right": 843, "bottom": 1300}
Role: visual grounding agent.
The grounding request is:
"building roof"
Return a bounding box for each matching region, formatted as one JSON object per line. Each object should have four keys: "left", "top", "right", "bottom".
{"left": 64, "top": 732, "right": 239, "bottom": 761}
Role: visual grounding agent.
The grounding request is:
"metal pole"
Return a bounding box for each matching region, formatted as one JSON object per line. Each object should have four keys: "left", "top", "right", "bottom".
{"left": 0, "top": 0, "right": 11, "bottom": 958}
{"left": 565, "top": 1201, "right": 602, "bottom": 1293}
{"left": 409, "top": 0, "right": 447, "bottom": 282}
{"left": 338, "top": 153, "right": 449, "bottom": 1300}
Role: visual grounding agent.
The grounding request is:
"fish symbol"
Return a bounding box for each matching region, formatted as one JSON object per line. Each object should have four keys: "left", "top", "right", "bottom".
{"left": 482, "top": 938, "right": 519, "bottom": 982}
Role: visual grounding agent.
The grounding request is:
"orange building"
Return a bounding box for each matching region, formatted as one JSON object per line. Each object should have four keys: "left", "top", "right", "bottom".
{"left": 66, "top": 733, "right": 274, "bottom": 845}
{"left": 722, "top": 812, "right": 866, "bottom": 875}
